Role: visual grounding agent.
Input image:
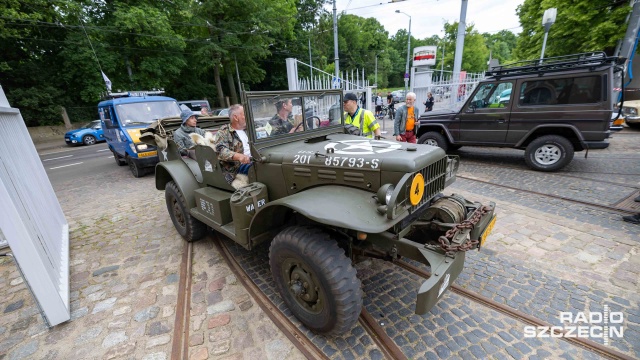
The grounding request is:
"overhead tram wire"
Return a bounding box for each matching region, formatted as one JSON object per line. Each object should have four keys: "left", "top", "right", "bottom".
{"left": 79, "top": 20, "right": 108, "bottom": 91}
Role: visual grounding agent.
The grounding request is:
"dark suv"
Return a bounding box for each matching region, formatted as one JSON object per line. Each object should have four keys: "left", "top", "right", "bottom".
{"left": 417, "top": 52, "right": 624, "bottom": 171}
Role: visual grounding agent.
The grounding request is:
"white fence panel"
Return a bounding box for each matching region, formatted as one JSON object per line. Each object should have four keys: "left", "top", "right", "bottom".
{"left": 0, "top": 85, "right": 70, "bottom": 326}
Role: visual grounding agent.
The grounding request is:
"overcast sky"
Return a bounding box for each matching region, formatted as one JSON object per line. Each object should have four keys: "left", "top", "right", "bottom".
{"left": 324, "top": 0, "right": 525, "bottom": 39}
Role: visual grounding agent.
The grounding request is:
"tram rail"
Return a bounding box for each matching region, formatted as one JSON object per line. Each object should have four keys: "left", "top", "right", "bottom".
{"left": 393, "top": 259, "right": 635, "bottom": 360}
{"left": 457, "top": 175, "right": 638, "bottom": 215}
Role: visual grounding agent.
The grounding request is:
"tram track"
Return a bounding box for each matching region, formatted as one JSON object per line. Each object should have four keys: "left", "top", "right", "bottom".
{"left": 456, "top": 175, "right": 638, "bottom": 214}
{"left": 459, "top": 163, "right": 640, "bottom": 189}
{"left": 393, "top": 259, "right": 635, "bottom": 360}
{"left": 210, "top": 234, "right": 406, "bottom": 360}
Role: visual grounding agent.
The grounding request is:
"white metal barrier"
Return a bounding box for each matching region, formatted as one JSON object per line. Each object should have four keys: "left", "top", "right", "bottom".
{"left": 412, "top": 68, "right": 484, "bottom": 111}
{"left": 0, "top": 84, "right": 70, "bottom": 326}
{"left": 285, "top": 58, "right": 374, "bottom": 114}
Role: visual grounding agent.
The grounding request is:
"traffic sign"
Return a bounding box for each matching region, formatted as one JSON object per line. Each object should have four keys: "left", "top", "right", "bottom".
{"left": 404, "top": 73, "right": 409, "bottom": 79}
{"left": 332, "top": 77, "right": 341, "bottom": 88}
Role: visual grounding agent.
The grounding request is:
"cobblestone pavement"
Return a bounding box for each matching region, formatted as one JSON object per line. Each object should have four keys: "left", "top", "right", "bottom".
{"left": 0, "top": 165, "right": 300, "bottom": 360}
{"left": 1, "top": 129, "right": 639, "bottom": 359}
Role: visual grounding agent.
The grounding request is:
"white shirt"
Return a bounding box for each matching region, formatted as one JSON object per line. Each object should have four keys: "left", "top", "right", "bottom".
{"left": 235, "top": 129, "right": 251, "bottom": 157}
{"left": 376, "top": 96, "right": 383, "bottom": 105}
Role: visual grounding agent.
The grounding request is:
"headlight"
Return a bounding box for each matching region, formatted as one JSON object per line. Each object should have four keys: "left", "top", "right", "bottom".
{"left": 129, "top": 143, "right": 137, "bottom": 154}
{"left": 136, "top": 143, "right": 148, "bottom": 151}
{"left": 623, "top": 107, "right": 638, "bottom": 115}
{"left": 377, "top": 184, "right": 395, "bottom": 205}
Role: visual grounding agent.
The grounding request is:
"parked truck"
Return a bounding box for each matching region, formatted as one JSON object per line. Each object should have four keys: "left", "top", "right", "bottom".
{"left": 141, "top": 89, "right": 497, "bottom": 335}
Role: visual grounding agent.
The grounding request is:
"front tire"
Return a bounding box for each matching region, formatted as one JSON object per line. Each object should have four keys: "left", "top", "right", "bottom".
{"left": 128, "top": 157, "right": 144, "bottom": 178}
{"left": 165, "top": 181, "right": 206, "bottom": 242}
{"left": 83, "top": 135, "right": 96, "bottom": 145}
{"left": 418, "top": 131, "right": 449, "bottom": 152}
{"left": 269, "top": 226, "right": 362, "bottom": 335}
{"left": 524, "top": 135, "right": 574, "bottom": 172}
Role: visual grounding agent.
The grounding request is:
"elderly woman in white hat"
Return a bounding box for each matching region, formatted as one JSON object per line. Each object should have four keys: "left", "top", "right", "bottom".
{"left": 173, "top": 109, "right": 206, "bottom": 158}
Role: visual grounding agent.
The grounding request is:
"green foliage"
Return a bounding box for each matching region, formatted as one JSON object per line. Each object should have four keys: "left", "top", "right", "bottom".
{"left": 0, "top": 0, "right": 636, "bottom": 126}
{"left": 514, "top": 0, "right": 629, "bottom": 60}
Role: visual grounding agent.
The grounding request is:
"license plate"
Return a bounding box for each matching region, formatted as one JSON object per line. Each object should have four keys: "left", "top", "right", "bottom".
{"left": 480, "top": 215, "right": 497, "bottom": 247}
{"left": 137, "top": 151, "right": 157, "bottom": 158}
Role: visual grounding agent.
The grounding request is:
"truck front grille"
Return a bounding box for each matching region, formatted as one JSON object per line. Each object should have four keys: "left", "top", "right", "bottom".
{"left": 407, "top": 156, "right": 448, "bottom": 211}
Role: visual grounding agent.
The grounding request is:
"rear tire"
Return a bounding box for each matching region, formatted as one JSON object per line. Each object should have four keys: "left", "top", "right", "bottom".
{"left": 418, "top": 131, "right": 449, "bottom": 152}
{"left": 269, "top": 226, "right": 362, "bottom": 335}
{"left": 112, "top": 150, "right": 127, "bottom": 166}
{"left": 165, "top": 181, "right": 206, "bottom": 242}
{"left": 524, "top": 135, "right": 574, "bottom": 172}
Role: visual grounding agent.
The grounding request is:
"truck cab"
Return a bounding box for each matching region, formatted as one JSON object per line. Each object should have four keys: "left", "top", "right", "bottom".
{"left": 98, "top": 90, "right": 181, "bottom": 177}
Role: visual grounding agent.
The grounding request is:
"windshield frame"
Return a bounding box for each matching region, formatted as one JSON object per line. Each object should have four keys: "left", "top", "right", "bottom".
{"left": 115, "top": 100, "right": 181, "bottom": 127}
{"left": 243, "top": 89, "right": 345, "bottom": 150}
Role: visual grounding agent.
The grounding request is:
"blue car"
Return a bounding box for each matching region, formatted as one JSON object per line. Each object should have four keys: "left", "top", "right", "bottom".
{"left": 64, "top": 120, "right": 105, "bottom": 146}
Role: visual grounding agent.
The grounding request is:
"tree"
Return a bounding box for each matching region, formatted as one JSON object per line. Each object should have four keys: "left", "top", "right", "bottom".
{"left": 482, "top": 30, "right": 517, "bottom": 64}
{"left": 514, "top": 0, "right": 629, "bottom": 60}
{"left": 440, "top": 22, "right": 489, "bottom": 73}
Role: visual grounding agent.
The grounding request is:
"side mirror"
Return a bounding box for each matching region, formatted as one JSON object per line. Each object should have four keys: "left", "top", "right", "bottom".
{"left": 465, "top": 104, "right": 476, "bottom": 113}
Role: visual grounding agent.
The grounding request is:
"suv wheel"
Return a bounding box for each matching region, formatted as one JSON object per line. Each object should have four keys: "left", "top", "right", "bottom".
{"left": 524, "top": 135, "right": 574, "bottom": 172}
{"left": 418, "top": 131, "right": 449, "bottom": 152}
{"left": 165, "top": 181, "right": 206, "bottom": 242}
{"left": 128, "top": 157, "right": 144, "bottom": 178}
{"left": 269, "top": 226, "right": 362, "bottom": 335}
{"left": 83, "top": 135, "right": 96, "bottom": 145}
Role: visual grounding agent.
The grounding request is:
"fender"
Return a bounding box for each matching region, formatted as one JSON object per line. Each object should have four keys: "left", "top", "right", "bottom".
{"left": 417, "top": 123, "right": 456, "bottom": 144}
{"left": 249, "top": 185, "right": 405, "bottom": 244}
{"left": 515, "top": 124, "right": 584, "bottom": 148}
{"left": 155, "top": 160, "right": 200, "bottom": 209}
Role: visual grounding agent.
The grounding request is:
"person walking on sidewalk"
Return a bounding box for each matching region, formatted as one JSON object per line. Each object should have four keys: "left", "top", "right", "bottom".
{"left": 394, "top": 92, "right": 420, "bottom": 143}
{"left": 622, "top": 195, "right": 640, "bottom": 224}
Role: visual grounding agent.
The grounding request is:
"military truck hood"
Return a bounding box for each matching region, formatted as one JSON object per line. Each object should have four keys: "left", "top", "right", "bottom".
{"left": 259, "top": 133, "right": 446, "bottom": 172}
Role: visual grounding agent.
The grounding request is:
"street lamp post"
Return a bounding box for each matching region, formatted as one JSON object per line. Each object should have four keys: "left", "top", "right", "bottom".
{"left": 395, "top": 10, "right": 411, "bottom": 93}
{"left": 540, "top": 8, "right": 557, "bottom": 61}
{"left": 375, "top": 50, "right": 384, "bottom": 87}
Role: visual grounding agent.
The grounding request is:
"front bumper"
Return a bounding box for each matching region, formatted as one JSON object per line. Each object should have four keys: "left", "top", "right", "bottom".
{"left": 624, "top": 115, "right": 640, "bottom": 124}
{"left": 131, "top": 154, "right": 159, "bottom": 168}
{"left": 367, "top": 200, "right": 496, "bottom": 315}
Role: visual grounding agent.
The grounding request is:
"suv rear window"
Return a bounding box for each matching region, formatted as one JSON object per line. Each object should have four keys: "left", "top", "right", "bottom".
{"left": 519, "top": 76, "right": 601, "bottom": 106}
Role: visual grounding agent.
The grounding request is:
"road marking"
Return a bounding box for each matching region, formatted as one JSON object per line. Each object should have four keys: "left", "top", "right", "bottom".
{"left": 42, "top": 155, "right": 73, "bottom": 162}
{"left": 97, "top": 149, "right": 110, "bottom": 152}
{"left": 50, "top": 162, "right": 83, "bottom": 170}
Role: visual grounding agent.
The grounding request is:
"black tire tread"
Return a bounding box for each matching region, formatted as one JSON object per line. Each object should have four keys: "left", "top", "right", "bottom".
{"left": 269, "top": 226, "right": 362, "bottom": 335}
{"left": 165, "top": 181, "right": 206, "bottom": 242}
{"left": 524, "top": 135, "right": 574, "bottom": 172}
{"left": 418, "top": 131, "right": 449, "bottom": 152}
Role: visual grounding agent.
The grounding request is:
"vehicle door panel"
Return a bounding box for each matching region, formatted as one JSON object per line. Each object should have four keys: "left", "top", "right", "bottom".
{"left": 458, "top": 81, "right": 514, "bottom": 144}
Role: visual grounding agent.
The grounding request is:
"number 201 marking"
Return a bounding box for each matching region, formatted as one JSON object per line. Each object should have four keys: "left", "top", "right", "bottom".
{"left": 293, "top": 154, "right": 311, "bottom": 164}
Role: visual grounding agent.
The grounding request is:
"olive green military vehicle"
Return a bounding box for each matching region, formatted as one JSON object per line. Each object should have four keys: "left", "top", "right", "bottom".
{"left": 141, "top": 89, "right": 496, "bottom": 335}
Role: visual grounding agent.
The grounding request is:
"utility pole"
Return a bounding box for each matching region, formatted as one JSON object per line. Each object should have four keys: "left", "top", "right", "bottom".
{"left": 452, "top": 0, "right": 468, "bottom": 85}
{"left": 333, "top": 0, "right": 340, "bottom": 87}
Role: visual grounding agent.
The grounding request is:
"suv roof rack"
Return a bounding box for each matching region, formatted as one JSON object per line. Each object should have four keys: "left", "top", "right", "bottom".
{"left": 486, "top": 52, "right": 624, "bottom": 79}
{"left": 100, "top": 89, "right": 165, "bottom": 100}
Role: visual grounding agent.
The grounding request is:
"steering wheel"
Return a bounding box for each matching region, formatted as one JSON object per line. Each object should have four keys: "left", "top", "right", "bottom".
{"left": 306, "top": 116, "right": 322, "bottom": 129}
{"left": 293, "top": 121, "right": 304, "bottom": 132}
